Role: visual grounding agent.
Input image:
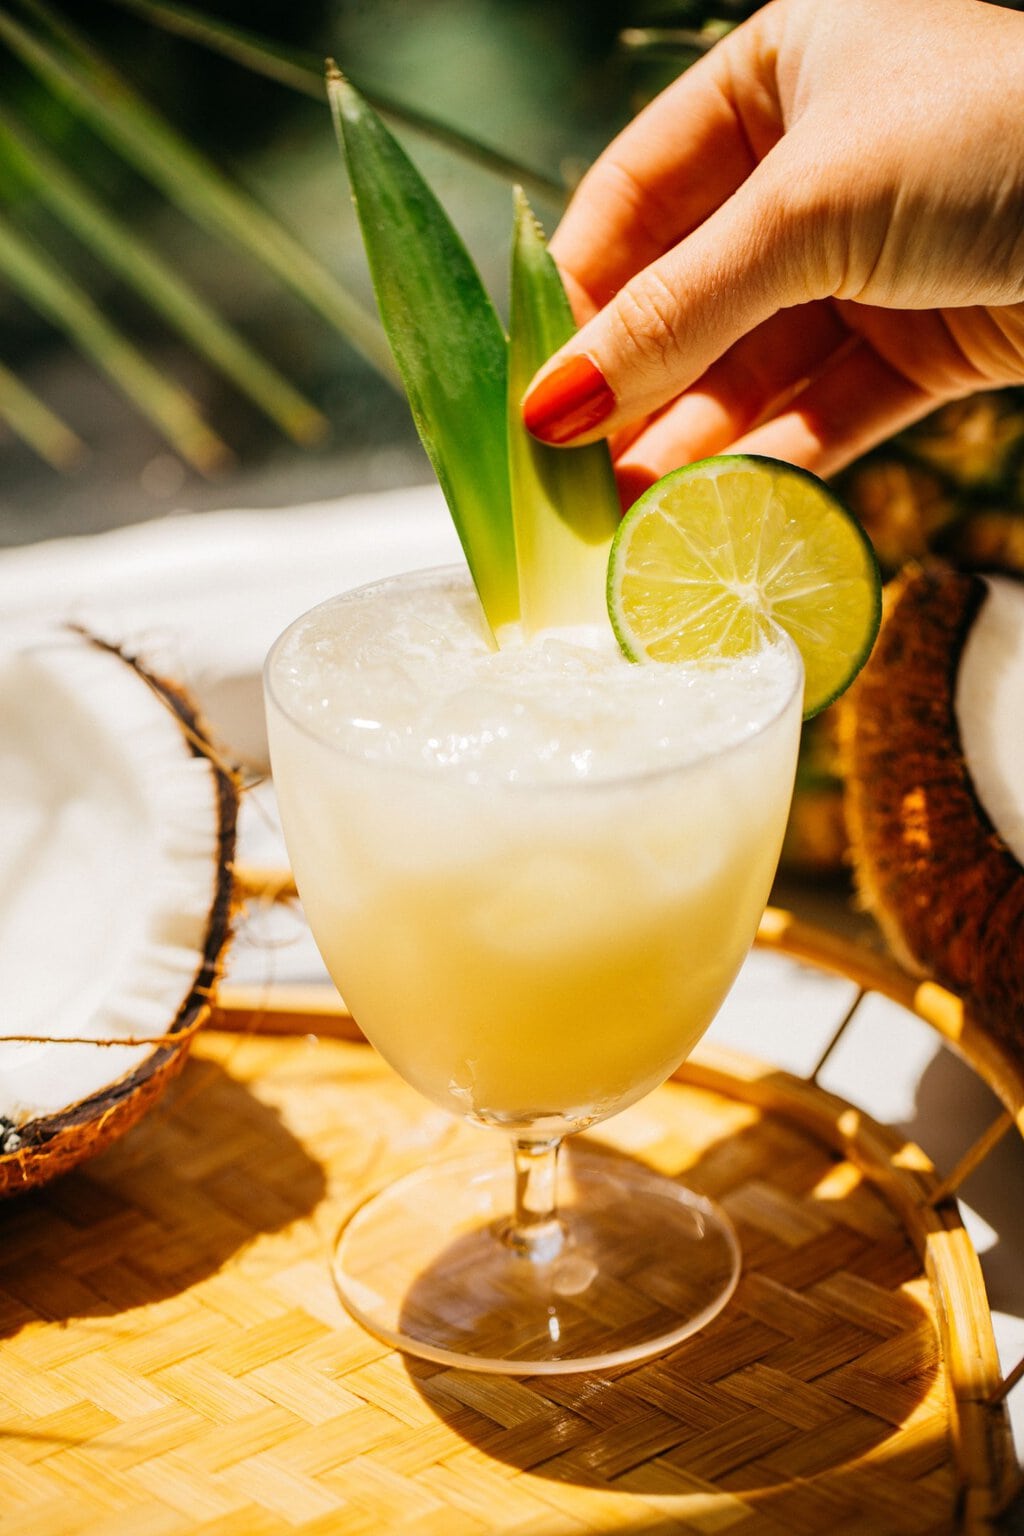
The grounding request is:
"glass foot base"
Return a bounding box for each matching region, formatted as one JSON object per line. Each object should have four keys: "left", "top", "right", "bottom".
{"left": 332, "top": 1144, "right": 741, "bottom": 1374}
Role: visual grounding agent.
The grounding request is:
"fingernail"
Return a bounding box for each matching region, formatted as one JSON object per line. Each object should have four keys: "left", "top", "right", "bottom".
{"left": 522, "top": 354, "right": 615, "bottom": 444}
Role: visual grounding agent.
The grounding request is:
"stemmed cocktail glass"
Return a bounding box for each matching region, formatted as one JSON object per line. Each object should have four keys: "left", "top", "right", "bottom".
{"left": 264, "top": 563, "right": 803, "bottom": 1374}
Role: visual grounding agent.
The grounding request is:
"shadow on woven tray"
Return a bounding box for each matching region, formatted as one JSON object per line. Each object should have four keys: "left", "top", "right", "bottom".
{"left": 0, "top": 1051, "right": 326, "bottom": 1334}
{"left": 403, "top": 1117, "right": 952, "bottom": 1536}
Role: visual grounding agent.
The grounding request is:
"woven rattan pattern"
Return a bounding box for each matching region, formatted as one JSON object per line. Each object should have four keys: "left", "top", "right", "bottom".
{"left": 0, "top": 1024, "right": 975, "bottom": 1536}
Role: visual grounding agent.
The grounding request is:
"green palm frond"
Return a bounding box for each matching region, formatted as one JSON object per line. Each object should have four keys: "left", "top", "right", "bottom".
{"left": 2, "top": 0, "right": 712, "bottom": 485}
{"left": 0, "top": 210, "right": 232, "bottom": 472}
{"left": 0, "top": 107, "right": 328, "bottom": 447}
{"left": 0, "top": 0, "right": 586, "bottom": 481}
{"left": 1, "top": 1, "right": 397, "bottom": 379}
{"left": 98, "top": 0, "right": 568, "bottom": 206}
{"left": 0, "top": 0, "right": 404, "bottom": 477}
{"left": 0, "top": 354, "right": 85, "bottom": 469}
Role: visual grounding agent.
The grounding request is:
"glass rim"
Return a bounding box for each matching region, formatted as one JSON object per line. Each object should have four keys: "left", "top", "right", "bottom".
{"left": 263, "top": 562, "right": 805, "bottom": 796}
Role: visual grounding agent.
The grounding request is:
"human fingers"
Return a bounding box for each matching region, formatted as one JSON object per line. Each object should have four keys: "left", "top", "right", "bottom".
{"left": 617, "top": 339, "right": 945, "bottom": 506}
{"left": 523, "top": 129, "right": 829, "bottom": 448}
{"left": 612, "top": 303, "right": 851, "bottom": 494}
{"left": 548, "top": 6, "right": 781, "bottom": 312}
{"left": 718, "top": 341, "right": 938, "bottom": 480}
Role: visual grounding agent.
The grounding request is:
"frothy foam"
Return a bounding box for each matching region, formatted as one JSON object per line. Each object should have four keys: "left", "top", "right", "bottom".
{"left": 270, "top": 572, "right": 801, "bottom": 785}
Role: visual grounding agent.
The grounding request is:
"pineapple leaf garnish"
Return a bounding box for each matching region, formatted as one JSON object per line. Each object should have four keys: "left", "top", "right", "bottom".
{"left": 328, "top": 65, "right": 518, "bottom": 636}
{"left": 329, "top": 73, "right": 622, "bottom": 642}
{"left": 508, "top": 188, "right": 621, "bottom": 632}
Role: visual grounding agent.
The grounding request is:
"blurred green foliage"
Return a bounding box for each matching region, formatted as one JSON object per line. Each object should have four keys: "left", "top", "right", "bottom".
{"left": 0, "top": 0, "right": 696, "bottom": 535}
{"left": 1, "top": 0, "right": 1021, "bottom": 549}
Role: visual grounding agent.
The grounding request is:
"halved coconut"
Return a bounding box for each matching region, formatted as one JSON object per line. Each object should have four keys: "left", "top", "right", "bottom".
{"left": 840, "top": 562, "right": 1024, "bottom": 1050}
{"left": 0, "top": 629, "right": 238, "bottom": 1193}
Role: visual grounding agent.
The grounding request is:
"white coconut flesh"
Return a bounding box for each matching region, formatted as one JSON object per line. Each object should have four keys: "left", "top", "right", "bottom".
{"left": 0, "top": 633, "right": 228, "bottom": 1133}
{"left": 956, "top": 574, "right": 1024, "bottom": 866}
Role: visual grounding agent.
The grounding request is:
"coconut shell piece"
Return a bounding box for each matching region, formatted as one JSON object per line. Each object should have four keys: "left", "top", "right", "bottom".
{"left": 0, "top": 633, "right": 239, "bottom": 1195}
{"left": 840, "top": 563, "right": 1024, "bottom": 1053}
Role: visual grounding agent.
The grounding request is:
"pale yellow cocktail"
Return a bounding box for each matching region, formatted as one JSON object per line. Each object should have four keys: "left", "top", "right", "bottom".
{"left": 266, "top": 565, "right": 801, "bottom": 1137}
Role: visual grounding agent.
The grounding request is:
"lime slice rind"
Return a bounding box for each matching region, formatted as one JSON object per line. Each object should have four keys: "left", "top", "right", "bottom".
{"left": 608, "top": 455, "right": 881, "bottom": 719}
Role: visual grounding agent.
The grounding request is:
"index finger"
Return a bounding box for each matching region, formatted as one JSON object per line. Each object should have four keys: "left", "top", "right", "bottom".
{"left": 551, "top": 8, "right": 783, "bottom": 310}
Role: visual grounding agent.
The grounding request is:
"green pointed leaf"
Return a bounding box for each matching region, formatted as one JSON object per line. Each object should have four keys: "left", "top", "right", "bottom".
{"left": 507, "top": 189, "right": 620, "bottom": 631}
{"left": 329, "top": 68, "right": 518, "bottom": 634}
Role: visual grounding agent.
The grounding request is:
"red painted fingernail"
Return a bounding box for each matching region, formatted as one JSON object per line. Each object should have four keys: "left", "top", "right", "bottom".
{"left": 522, "top": 354, "right": 615, "bottom": 445}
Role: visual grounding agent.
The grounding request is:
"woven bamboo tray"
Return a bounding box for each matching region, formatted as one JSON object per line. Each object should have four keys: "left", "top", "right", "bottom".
{"left": 0, "top": 905, "right": 1020, "bottom": 1536}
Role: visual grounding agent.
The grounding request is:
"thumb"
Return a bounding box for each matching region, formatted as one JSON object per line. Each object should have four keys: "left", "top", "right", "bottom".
{"left": 522, "top": 144, "right": 827, "bottom": 446}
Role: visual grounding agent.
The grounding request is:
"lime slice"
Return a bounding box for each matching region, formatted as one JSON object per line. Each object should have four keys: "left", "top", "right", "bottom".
{"left": 607, "top": 455, "right": 881, "bottom": 718}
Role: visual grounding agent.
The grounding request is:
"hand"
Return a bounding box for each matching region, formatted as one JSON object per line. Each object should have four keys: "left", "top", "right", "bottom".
{"left": 521, "top": 0, "right": 1024, "bottom": 506}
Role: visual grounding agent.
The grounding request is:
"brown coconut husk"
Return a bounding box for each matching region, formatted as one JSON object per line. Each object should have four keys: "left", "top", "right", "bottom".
{"left": 0, "top": 636, "right": 240, "bottom": 1195}
{"left": 839, "top": 562, "right": 1024, "bottom": 1055}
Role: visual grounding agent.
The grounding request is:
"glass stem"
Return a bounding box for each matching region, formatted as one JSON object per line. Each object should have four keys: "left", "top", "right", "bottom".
{"left": 502, "top": 1135, "right": 565, "bottom": 1263}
